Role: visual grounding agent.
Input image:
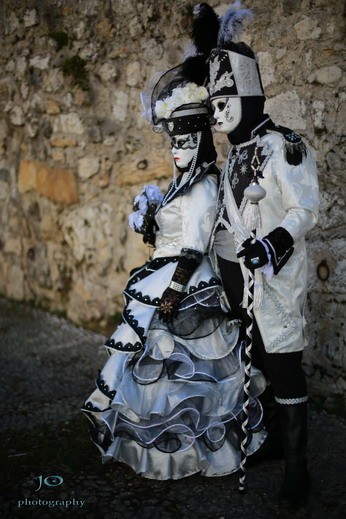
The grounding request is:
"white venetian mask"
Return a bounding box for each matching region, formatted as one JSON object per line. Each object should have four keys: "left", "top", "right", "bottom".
{"left": 171, "top": 133, "right": 198, "bottom": 169}
{"left": 211, "top": 97, "right": 242, "bottom": 134}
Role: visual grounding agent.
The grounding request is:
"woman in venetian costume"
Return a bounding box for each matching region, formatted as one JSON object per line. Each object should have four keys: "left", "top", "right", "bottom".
{"left": 82, "top": 64, "right": 267, "bottom": 480}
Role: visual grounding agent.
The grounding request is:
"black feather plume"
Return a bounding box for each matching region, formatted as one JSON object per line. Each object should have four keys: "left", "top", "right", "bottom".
{"left": 181, "top": 55, "right": 209, "bottom": 86}
{"left": 190, "top": 3, "right": 220, "bottom": 57}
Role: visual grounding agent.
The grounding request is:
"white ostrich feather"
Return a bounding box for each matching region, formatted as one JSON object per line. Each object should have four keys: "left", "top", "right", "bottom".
{"left": 218, "top": 2, "right": 254, "bottom": 46}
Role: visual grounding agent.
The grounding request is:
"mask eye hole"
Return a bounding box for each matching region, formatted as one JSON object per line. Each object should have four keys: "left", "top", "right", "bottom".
{"left": 171, "top": 138, "right": 187, "bottom": 149}
{"left": 217, "top": 100, "right": 226, "bottom": 111}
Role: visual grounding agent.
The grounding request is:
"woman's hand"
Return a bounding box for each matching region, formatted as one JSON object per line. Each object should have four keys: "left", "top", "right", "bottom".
{"left": 159, "top": 287, "right": 184, "bottom": 323}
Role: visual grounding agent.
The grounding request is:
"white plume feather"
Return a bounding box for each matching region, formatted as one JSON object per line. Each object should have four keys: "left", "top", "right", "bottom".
{"left": 183, "top": 41, "right": 197, "bottom": 59}
{"left": 218, "top": 2, "right": 254, "bottom": 46}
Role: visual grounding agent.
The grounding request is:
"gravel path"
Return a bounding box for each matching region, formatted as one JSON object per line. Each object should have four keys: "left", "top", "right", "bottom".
{"left": 0, "top": 297, "right": 345, "bottom": 518}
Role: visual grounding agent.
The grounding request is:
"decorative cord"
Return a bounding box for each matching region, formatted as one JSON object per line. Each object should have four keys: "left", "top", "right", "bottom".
{"left": 238, "top": 242, "right": 255, "bottom": 494}
{"left": 239, "top": 147, "right": 265, "bottom": 493}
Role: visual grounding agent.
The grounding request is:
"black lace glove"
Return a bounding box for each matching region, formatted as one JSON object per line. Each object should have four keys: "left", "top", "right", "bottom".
{"left": 159, "top": 287, "right": 184, "bottom": 323}
{"left": 237, "top": 238, "right": 268, "bottom": 270}
{"left": 159, "top": 248, "right": 203, "bottom": 323}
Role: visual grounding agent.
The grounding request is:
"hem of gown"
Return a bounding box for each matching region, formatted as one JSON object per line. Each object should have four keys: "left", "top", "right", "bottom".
{"left": 97, "top": 428, "right": 267, "bottom": 480}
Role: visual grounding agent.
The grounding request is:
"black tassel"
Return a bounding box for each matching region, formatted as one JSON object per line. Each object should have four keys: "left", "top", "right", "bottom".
{"left": 283, "top": 133, "right": 307, "bottom": 166}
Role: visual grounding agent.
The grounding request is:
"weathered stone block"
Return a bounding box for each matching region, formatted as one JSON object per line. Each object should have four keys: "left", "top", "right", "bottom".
{"left": 26, "top": 242, "right": 52, "bottom": 289}
{"left": 17, "top": 57, "right": 27, "bottom": 78}
{"left": 7, "top": 12, "right": 19, "bottom": 34}
{"left": 257, "top": 51, "right": 275, "bottom": 87}
{"left": 18, "top": 160, "right": 78, "bottom": 205}
{"left": 294, "top": 16, "right": 321, "bottom": 40}
{"left": 0, "top": 119, "right": 9, "bottom": 141}
{"left": 143, "top": 40, "right": 164, "bottom": 62}
{"left": 126, "top": 62, "right": 141, "bottom": 87}
{"left": 4, "top": 235, "right": 22, "bottom": 255}
{"left": 6, "top": 264, "right": 24, "bottom": 299}
{"left": 46, "top": 99, "right": 60, "bottom": 115}
{"left": 43, "top": 69, "right": 65, "bottom": 93}
{"left": 111, "top": 91, "right": 129, "bottom": 122}
{"left": 67, "top": 284, "right": 108, "bottom": 324}
{"left": 96, "top": 19, "right": 112, "bottom": 38}
{"left": 265, "top": 90, "right": 307, "bottom": 130}
{"left": 318, "top": 191, "right": 345, "bottom": 231}
{"left": 60, "top": 203, "right": 112, "bottom": 263}
{"left": 50, "top": 138, "right": 78, "bottom": 148}
{"left": 98, "top": 63, "right": 118, "bottom": 82}
{"left": 10, "top": 106, "right": 25, "bottom": 126}
{"left": 0, "top": 180, "right": 9, "bottom": 201}
{"left": 115, "top": 149, "right": 171, "bottom": 187}
{"left": 308, "top": 66, "right": 342, "bottom": 85}
{"left": 23, "top": 9, "right": 39, "bottom": 28}
{"left": 29, "top": 55, "right": 50, "bottom": 70}
{"left": 77, "top": 156, "right": 100, "bottom": 179}
{"left": 312, "top": 100, "right": 325, "bottom": 130}
{"left": 53, "top": 113, "right": 84, "bottom": 135}
{"left": 50, "top": 149, "right": 65, "bottom": 162}
{"left": 5, "top": 60, "right": 15, "bottom": 73}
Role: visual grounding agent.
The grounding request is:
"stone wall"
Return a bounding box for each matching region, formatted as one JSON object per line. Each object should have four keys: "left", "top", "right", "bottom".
{"left": 0, "top": 0, "right": 344, "bottom": 402}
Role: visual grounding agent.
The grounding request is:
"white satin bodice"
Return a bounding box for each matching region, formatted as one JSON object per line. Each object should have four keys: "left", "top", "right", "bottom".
{"left": 153, "top": 174, "right": 218, "bottom": 259}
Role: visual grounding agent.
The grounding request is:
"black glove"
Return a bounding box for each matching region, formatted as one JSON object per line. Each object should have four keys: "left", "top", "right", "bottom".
{"left": 158, "top": 248, "right": 203, "bottom": 323}
{"left": 237, "top": 238, "right": 268, "bottom": 270}
{"left": 159, "top": 287, "right": 184, "bottom": 323}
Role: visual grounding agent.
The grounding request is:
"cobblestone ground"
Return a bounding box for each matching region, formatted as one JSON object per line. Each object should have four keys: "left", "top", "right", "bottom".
{"left": 0, "top": 297, "right": 345, "bottom": 519}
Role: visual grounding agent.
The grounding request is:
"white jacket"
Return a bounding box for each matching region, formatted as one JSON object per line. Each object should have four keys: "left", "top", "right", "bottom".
{"left": 212, "top": 131, "right": 320, "bottom": 353}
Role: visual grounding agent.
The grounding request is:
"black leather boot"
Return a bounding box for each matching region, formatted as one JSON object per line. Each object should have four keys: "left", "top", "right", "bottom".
{"left": 247, "top": 385, "right": 284, "bottom": 466}
{"left": 277, "top": 402, "right": 310, "bottom": 504}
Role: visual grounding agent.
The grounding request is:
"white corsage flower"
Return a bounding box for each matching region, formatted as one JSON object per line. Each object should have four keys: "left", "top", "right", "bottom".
{"left": 154, "top": 83, "right": 209, "bottom": 120}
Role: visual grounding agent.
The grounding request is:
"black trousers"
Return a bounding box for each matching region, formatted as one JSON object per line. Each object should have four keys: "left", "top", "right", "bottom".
{"left": 217, "top": 256, "right": 307, "bottom": 400}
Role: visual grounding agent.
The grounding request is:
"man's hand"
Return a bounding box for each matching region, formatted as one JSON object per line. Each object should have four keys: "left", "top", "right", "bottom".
{"left": 237, "top": 238, "right": 268, "bottom": 270}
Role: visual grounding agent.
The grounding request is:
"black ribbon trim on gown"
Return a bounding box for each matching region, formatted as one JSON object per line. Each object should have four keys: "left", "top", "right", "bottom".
{"left": 96, "top": 371, "right": 116, "bottom": 399}
{"left": 186, "top": 277, "right": 220, "bottom": 295}
{"left": 105, "top": 302, "right": 144, "bottom": 353}
{"left": 127, "top": 256, "right": 180, "bottom": 286}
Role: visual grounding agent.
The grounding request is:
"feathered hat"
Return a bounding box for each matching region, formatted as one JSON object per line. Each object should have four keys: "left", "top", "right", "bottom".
{"left": 147, "top": 65, "right": 211, "bottom": 136}
{"left": 189, "top": 2, "right": 265, "bottom": 100}
{"left": 141, "top": 64, "right": 211, "bottom": 137}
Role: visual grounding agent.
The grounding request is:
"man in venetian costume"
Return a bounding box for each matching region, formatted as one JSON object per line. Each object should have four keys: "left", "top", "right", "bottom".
{"left": 190, "top": 2, "right": 319, "bottom": 504}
